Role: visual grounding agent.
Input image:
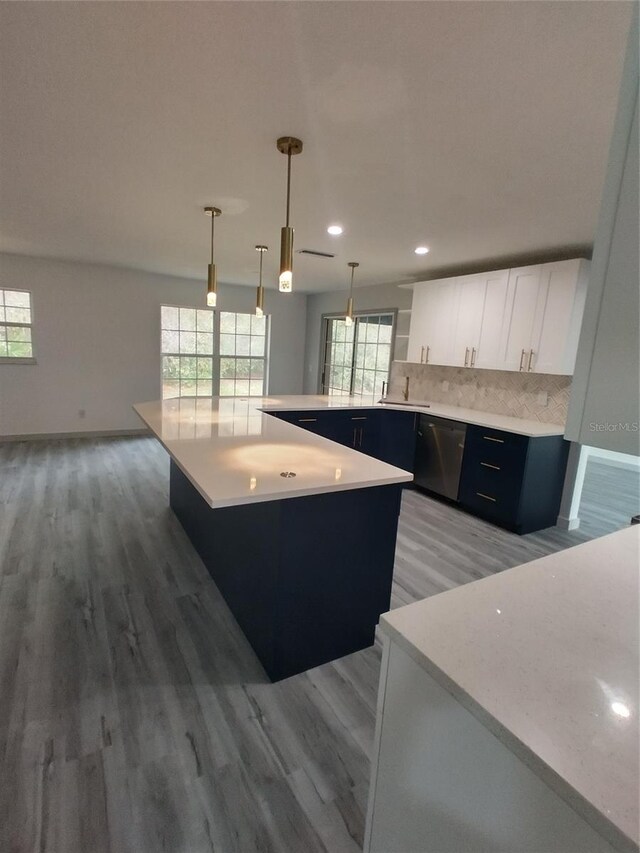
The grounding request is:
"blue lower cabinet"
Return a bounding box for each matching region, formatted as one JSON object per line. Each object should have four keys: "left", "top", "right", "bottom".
{"left": 264, "top": 408, "right": 416, "bottom": 475}
{"left": 377, "top": 410, "right": 417, "bottom": 471}
{"left": 459, "top": 425, "right": 569, "bottom": 534}
{"left": 265, "top": 410, "right": 340, "bottom": 441}
{"left": 337, "top": 411, "right": 381, "bottom": 457}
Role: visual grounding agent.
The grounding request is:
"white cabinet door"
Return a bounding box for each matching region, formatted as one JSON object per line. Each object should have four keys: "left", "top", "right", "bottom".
{"left": 425, "top": 279, "right": 457, "bottom": 365}
{"left": 453, "top": 270, "right": 510, "bottom": 369}
{"left": 500, "top": 265, "right": 544, "bottom": 372}
{"left": 408, "top": 279, "right": 457, "bottom": 365}
{"left": 529, "top": 259, "right": 589, "bottom": 375}
{"left": 451, "top": 275, "right": 486, "bottom": 367}
{"left": 407, "top": 284, "right": 430, "bottom": 363}
{"left": 474, "top": 269, "right": 511, "bottom": 369}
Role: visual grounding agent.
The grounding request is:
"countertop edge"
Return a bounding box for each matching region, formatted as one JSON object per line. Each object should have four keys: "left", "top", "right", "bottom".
{"left": 378, "top": 617, "right": 638, "bottom": 853}
{"left": 134, "top": 403, "right": 413, "bottom": 507}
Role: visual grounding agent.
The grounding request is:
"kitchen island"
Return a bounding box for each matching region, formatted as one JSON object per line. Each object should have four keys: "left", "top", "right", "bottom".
{"left": 364, "top": 526, "right": 639, "bottom": 853}
{"left": 134, "top": 395, "right": 414, "bottom": 681}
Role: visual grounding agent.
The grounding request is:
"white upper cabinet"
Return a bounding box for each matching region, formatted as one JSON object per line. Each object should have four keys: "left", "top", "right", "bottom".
{"left": 450, "top": 270, "right": 510, "bottom": 368}
{"left": 501, "top": 265, "right": 545, "bottom": 371}
{"left": 529, "top": 259, "right": 590, "bottom": 374}
{"left": 407, "top": 278, "right": 457, "bottom": 366}
{"left": 407, "top": 258, "right": 589, "bottom": 374}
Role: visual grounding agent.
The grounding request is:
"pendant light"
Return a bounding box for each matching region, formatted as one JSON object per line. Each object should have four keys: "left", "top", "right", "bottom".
{"left": 255, "top": 244, "right": 268, "bottom": 317}
{"left": 276, "top": 136, "right": 303, "bottom": 292}
{"left": 345, "top": 262, "right": 359, "bottom": 327}
{"left": 204, "top": 206, "right": 221, "bottom": 307}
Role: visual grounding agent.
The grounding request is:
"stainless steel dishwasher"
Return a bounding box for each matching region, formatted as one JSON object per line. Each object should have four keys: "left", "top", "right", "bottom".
{"left": 414, "top": 414, "right": 467, "bottom": 500}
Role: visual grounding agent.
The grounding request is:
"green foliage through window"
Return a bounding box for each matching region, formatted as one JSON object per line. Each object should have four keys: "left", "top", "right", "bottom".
{"left": 161, "top": 307, "right": 268, "bottom": 399}
{"left": 322, "top": 314, "right": 393, "bottom": 397}
{"left": 0, "top": 289, "right": 33, "bottom": 359}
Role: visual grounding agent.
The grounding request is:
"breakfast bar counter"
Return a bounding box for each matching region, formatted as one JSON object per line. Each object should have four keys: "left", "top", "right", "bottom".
{"left": 134, "top": 395, "right": 413, "bottom": 681}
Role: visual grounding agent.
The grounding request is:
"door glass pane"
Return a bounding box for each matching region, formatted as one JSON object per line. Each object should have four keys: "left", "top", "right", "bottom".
{"left": 322, "top": 312, "right": 394, "bottom": 397}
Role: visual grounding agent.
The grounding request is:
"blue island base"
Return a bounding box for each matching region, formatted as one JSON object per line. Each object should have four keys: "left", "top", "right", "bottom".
{"left": 169, "top": 460, "right": 403, "bottom": 681}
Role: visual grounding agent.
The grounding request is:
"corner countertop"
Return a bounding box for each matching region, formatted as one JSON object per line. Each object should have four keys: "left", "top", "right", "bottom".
{"left": 380, "top": 526, "right": 640, "bottom": 852}
{"left": 133, "top": 396, "right": 413, "bottom": 509}
{"left": 255, "top": 394, "right": 564, "bottom": 438}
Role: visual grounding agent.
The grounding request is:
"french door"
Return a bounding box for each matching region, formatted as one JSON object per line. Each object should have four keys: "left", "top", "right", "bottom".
{"left": 321, "top": 313, "right": 394, "bottom": 397}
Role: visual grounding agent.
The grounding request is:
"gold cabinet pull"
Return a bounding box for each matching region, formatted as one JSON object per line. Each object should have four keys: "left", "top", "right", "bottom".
{"left": 464, "top": 347, "right": 470, "bottom": 367}
{"left": 298, "top": 418, "right": 317, "bottom": 422}
{"left": 480, "top": 462, "right": 501, "bottom": 470}
{"left": 471, "top": 347, "right": 476, "bottom": 367}
{"left": 483, "top": 435, "right": 505, "bottom": 443}
{"left": 527, "top": 350, "right": 535, "bottom": 372}
{"left": 351, "top": 416, "right": 367, "bottom": 421}
{"left": 476, "top": 492, "right": 497, "bottom": 502}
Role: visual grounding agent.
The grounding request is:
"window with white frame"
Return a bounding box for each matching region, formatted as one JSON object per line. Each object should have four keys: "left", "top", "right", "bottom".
{"left": 160, "top": 307, "right": 268, "bottom": 399}
{"left": 161, "top": 305, "right": 214, "bottom": 398}
{"left": 219, "top": 311, "right": 268, "bottom": 397}
{"left": 0, "top": 289, "right": 34, "bottom": 360}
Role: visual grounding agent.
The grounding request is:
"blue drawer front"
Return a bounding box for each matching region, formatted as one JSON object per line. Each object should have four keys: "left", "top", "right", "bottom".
{"left": 459, "top": 425, "right": 529, "bottom": 524}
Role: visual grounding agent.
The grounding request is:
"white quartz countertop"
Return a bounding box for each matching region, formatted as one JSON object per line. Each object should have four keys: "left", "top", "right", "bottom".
{"left": 252, "top": 393, "right": 564, "bottom": 437}
{"left": 380, "top": 526, "right": 640, "bottom": 852}
{"left": 134, "top": 396, "right": 413, "bottom": 508}
{"left": 378, "top": 397, "right": 564, "bottom": 436}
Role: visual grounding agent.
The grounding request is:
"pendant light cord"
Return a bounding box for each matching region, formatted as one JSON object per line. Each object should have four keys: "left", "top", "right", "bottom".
{"left": 349, "top": 264, "right": 355, "bottom": 296}
{"left": 259, "top": 246, "right": 264, "bottom": 286}
{"left": 285, "top": 147, "right": 292, "bottom": 227}
{"left": 210, "top": 213, "right": 215, "bottom": 264}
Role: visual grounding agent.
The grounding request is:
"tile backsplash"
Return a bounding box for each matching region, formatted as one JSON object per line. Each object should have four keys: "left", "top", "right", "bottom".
{"left": 388, "top": 362, "right": 571, "bottom": 424}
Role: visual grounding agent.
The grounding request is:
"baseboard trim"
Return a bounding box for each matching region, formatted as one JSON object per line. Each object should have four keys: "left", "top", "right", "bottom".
{"left": 0, "top": 428, "right": 150, "bottom": 443}
{"left": 556, "top": 514, "right": 581, "bottom": 531}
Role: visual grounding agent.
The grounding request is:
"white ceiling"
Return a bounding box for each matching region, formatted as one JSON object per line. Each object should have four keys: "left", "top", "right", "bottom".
{"left": 0, "top": 1, "right": 632, "bottom": 294}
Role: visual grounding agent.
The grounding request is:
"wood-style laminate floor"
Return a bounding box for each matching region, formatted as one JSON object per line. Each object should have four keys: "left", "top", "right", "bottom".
{"left": 1, "top": 437, "right": 638, "bottom": 853}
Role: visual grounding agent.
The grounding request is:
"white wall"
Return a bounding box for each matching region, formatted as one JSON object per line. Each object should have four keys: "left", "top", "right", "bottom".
{"left": 565, "top": 8, "right": 639, "bottom": 457}
{"left": 0, "top": 253, "right": 307, "bottom": 437}
{"left": 303, "top": 281, "right": 413, "bottom": 393}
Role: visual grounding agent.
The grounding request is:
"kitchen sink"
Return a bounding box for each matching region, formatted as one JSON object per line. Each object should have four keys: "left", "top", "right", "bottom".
{"left": 378, "top": 399, "right": 430, "bottom": 408}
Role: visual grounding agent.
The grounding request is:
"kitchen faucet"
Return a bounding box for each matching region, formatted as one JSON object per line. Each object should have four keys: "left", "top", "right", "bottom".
{"left": 403, "top": 376, "right": 410, "bottom": 401}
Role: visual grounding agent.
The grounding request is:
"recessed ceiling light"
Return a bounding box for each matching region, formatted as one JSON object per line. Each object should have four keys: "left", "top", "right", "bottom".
{"left": 414, "top": 246, "right": 430, "bottom": 255}
{"left": 327, "top": 225, "right": 343, "bottom": 236}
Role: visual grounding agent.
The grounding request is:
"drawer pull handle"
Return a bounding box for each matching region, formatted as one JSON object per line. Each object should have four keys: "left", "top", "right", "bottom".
{"left": 425, "top": 345, "right": 430, "bottom": 364}
{"left": 519, "top": 349, "right": 526, "bottom": 371}
{"left": 476, "top": 492, "right": 497, "bottom": 502}
{"left": 351, "top": 416, "right": 367, "bottom": 421}
{"left": 298, "top": 418, "right": 317, "bottom": 422}
{"left": 528, "top": 350, "right": 535, "bottom": 372}
{"left": 483, "top": 436, "right": 505, "bottom": 443}
{"left": 480, "top": 462, "right": 501, "bottom": 470}
{"left": 464, "top": 347, "right": 470, "bottom": 367}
